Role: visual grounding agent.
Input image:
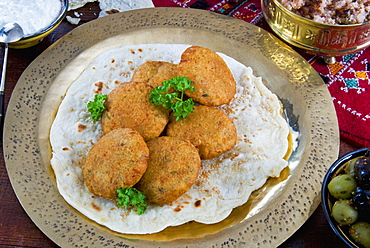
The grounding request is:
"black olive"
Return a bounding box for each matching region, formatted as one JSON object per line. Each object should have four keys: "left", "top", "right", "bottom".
{"left": 354, "top": 149, "right": 370, "bottom": 189}
{"left": 352, "top": 187, "right": 370, "bottom": 221}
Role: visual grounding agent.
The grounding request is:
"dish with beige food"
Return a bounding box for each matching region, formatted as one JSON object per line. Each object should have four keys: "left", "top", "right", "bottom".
{"left": 279, "top": 0, "right": 370, "bottom": 24}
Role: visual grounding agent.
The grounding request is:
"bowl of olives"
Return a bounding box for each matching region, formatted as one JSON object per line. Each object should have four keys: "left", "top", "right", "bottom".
{"left": 322, "top": 147, "right": 370, "bottom": 248}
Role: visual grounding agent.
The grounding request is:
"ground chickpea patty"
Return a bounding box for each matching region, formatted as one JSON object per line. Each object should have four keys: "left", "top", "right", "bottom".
{"left": 101, "top": 81, "right": 169, "bottom": 141}
{"left": 178, "top": 46, "right": 236, "bottom": 106}
{"left": 135, "top": 136, "right": 201, "bottom": 205}
{"left": 131, "top": 61, "right": 179, "bottom": 89}
{"left": 166, "top": 105, "right": 237, "bottom": 159}
{"left": 83, "top": 128, "right": 149, "bottom": 199}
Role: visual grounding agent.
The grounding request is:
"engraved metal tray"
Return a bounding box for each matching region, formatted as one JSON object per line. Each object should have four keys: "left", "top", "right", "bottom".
{"left": 3, "top": 7, "right": 339, "bottom": 247}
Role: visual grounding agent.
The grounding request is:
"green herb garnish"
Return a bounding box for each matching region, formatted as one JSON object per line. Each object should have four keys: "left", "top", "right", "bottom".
{"left": 149, "top": 76, "right": 195, "bottom": 121}
{"left": 116, "top": 187, "right": 148, "bottom": 215}
{"left": 87, "top": 94, "right": 108, "bottom": 121}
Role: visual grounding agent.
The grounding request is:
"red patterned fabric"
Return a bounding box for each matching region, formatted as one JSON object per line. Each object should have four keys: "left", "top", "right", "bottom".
{"left": 313, "top": 52, "right": 370, "bottom": 147}
{"left": 152, "top": 0, "right": 370, "bottom": 147}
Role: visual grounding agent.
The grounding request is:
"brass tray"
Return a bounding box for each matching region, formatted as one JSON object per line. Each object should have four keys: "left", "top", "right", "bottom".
{"left": 3, "top": 7, "right": 339, "bottom": 247}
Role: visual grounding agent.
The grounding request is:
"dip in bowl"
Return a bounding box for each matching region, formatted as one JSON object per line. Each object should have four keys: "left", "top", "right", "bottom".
{"left": 0, "top": 0, "right": 68, "bottom": 48}
{"left": 261, "top": 0, "right": 370, "bottom": 64}
{"left": 322, "top": 147, "right": 370, "bottom": 248}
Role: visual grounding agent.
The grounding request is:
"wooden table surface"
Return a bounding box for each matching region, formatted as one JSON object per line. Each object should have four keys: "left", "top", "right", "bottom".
{"left": 0, "top": 3, "right": 365, "bottom": 247}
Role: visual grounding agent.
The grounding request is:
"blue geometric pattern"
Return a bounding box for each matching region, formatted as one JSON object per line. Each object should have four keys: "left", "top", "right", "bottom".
{"left": 344, "top": 78, "right": 359, "bottom": 89}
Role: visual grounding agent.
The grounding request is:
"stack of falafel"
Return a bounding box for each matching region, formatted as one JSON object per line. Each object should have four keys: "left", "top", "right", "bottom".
{"left": 83, "top": 46, "right": 238, "bottom": 206}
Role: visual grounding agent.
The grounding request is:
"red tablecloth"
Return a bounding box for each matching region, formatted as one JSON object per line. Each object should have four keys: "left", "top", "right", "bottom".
{"left": 152, "top": 0, "right": 370, "bottom": 148}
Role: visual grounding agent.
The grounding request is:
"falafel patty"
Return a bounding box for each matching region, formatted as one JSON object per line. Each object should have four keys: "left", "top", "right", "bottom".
{"left": 83, "top": 128, "right": 149, "bottom": 199}
{"left": 166, "top": 105, "right": 237, "bottom": 159}
{"left": 136, "top": 136, "right": 201, "bottom": 205}
{"left": 131, "top": 61, "right": 178, "bottom": 89}
{"left": 178, "top": 46, "right": 236, "bottom": 106}
{"left": 101, "top": 81, "right": 169, "bottom": 141}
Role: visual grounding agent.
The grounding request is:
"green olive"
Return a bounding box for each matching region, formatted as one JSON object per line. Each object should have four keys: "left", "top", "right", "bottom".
{"left": 344, "top": 157, "right": 360, "bottom": 176}
{"left": 349, "top": 222, "right": 370, "bottom": 248}
{"left": 328, "top": 174, "right": 357, "bottom": 199}
{"left": 331, "top": 199, "right": 358, "bottom": 226}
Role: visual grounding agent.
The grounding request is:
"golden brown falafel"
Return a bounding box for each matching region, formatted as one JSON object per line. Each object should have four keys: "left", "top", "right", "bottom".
{"left": 166, "top": 105, "right": 237, "bottom": 159}
{"left": 101, "top": 81, "right": 169, "bottom": 141}
{"left": 131, "top": 61, "right": 178, "bottom": 89}
{"left": 136, "top": 136, "right": 201, "bottom": 205}
{"left": 83, "top": 128, "right": 149, "bottom": 199}
{"left": 178, "top": 46, "right": 236, "bottom": 106}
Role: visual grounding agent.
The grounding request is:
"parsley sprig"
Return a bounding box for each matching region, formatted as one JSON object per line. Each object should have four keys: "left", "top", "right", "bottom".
{"left": 116, "top": 187, "right": 148, "bottom": 215}
{"left": 149, "top": 76, "right": 195, "bottom": 121}
{"left": 87, "top": 94, "right": 108, "bottom": 121}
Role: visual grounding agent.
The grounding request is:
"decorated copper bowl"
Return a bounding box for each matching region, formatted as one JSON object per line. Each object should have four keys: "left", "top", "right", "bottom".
{"left": 261, "top": 0, "right": 370, "bottom": 63}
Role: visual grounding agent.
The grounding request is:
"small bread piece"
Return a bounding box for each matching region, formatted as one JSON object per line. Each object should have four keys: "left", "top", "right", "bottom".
{"left": 136, "top": 136, "right": 201, "bottom": 205}
{"left": 101, "top": 81, "right": 169, "bottom": 141}
{"left": 167, "top": 105, "right": 237, "bottom": 159}
{"left": 131, "top": 61, "right": 178, "bottom": 89}
{"left": 83, "top": 128, "right": 149, "bottom": 199}
{"left": 178, "top": 46, "right": 236, "bottom": 106}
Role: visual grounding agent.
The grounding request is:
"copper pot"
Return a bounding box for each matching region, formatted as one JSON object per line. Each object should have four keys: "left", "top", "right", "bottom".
{"left": 261, "top": 0, "right": 370, "bottom": 64}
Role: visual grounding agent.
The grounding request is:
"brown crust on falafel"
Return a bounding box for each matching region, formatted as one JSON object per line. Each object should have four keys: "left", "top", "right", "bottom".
{"left": 178, "top": 46, "right": 236, "bottom": 106}
{"left": 101, "top": 81, "right": 169, "bottom": 141}
{"left": 166, "top": 105, "right": 237, "bottom": 159}
{"left": 136, "top": 136, "right": 201, "bottom": 205}
{"left": 83, "top": 128, "right": 149, "bottom": 199}
{"left": 131, "top": 61, "right": 179, "bottom": 89}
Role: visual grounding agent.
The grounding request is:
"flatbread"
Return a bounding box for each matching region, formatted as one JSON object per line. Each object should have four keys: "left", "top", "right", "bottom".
{"left": 68, "top": 0, "right": 98, "bottom": 10}
{"left": 67, "top": 0, "right": 154, "bottom": 17}
{"left": 49, "top": 44, "right": 290, "bottom": 234}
